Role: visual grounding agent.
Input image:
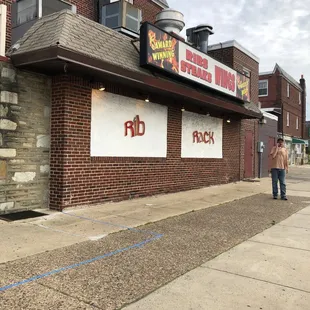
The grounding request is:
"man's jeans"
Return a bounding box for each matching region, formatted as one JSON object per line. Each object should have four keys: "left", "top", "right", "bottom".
{"left": 271, "top": 168, "right": 286, "bottom": 199}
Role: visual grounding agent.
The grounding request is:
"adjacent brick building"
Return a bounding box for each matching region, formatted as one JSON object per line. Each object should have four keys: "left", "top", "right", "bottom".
{"left": 259, "top": 64, "right": 308, "bottom": 165}
{"left": 0, "top": 0, "right": 261, "bottom": 213}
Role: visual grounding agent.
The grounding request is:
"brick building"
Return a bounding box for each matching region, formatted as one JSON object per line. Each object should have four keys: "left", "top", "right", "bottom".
{"left": 259, "top": 64, "right": 308, "bottom": 165}
{"left": 0, "top": 0, "right": 261, "bottom": 214}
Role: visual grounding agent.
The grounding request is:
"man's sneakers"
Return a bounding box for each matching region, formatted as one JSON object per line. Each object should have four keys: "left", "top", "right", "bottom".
{"left": 273, "top": 196, "right": 288, "bottom": 201}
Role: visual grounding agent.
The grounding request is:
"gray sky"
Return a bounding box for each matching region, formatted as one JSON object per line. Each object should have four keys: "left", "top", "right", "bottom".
{"left": 168, "top": 0, "right": 310, "bottom": 119}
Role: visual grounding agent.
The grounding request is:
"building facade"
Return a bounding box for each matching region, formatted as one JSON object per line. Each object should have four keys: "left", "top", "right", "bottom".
{"left": 259, "top": 64, "right": 308, "bottom": 165}
{"left": 0, "top": 0, "right": 261, "bottom": 214}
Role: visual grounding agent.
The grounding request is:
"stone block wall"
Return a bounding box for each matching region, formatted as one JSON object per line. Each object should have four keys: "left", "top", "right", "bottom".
{"left": 0, "top": 60, "right": 51, "bottom": 213}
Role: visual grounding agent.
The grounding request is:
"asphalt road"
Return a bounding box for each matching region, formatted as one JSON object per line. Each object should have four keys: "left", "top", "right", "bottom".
{"left": 0, "top": 190, "right": 308, "bottom": 309}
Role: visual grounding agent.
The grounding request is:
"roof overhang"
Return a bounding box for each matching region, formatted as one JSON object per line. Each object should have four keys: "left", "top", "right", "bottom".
{"left": 10, "top": 46, "right": 262, "bottom": 119}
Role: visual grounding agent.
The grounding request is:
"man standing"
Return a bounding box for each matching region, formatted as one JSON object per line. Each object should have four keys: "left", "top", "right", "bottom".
{"left": 270, "top": 138, "right": 289, "bottom": 200}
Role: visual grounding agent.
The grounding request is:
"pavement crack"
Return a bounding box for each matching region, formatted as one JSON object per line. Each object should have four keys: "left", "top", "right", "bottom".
{"left": 37, "top": 281, "right": 104, "bottom": 309}
{"left": 202, "top": 266, "right": 310, "bottom": 295}
{"left": 248, "top": 240, "right": 310, "bottom": 252}
{"left": 278, "top": 224, "right": 310, "bottom": 230}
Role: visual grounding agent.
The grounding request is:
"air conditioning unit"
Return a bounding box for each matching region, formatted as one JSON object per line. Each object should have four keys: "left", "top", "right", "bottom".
{"left": 99, "top": 0, "right": 142, "bottom": 38}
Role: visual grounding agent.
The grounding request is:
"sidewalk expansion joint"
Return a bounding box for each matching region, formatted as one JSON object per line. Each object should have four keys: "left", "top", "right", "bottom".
{"left": 201, "top": 266, "right": 310, "bottom": 295}
{"left": 37, "top": 281, "right": 104, "bottom": 310}
{"left": 278, "top": 224, "right": 310, "bottom": 230}
{"left": 248, "top": 240, "right": 310, "bottom": 252}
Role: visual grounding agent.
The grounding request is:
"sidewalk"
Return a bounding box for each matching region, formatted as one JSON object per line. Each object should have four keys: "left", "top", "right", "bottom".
{"left": 123, "top": 170, "right": 310, "bottom": 310}
{"left": 1, "top": 178, "right": 272, "bottom": 263}
{"left": 124, "top": 207, "right": 310, "bottom": 310}
{"left": 0, "top": 167, "right": 309, "bottom": 310}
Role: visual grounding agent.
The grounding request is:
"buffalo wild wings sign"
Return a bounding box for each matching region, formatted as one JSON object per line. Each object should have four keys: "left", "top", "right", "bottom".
{"left": 140, "top": 23, "right": 250, "bottom": 102}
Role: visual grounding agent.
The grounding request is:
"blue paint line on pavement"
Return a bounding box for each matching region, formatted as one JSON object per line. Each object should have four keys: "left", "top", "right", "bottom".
{"left": 61, "top": 211, "right": 160, "bottom": 236}
{"left": 0, "top": 234, "right": 163, "bottom": 292}
{"left": 0, "top": 212, "right": 163, "bottom": 292}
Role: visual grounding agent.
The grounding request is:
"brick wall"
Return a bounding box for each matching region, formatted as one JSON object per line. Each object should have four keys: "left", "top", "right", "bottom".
{"left": 232, "top": 48, "right": 259, "bottom": 178}
{"left": 259, "top": 73, "right": 279, "bottom": 108}
{"left": 281, "top": 78, "right": 302, "bottom": 138}
{"left": 50, "top": 75, "right": 243, "bottom": 210}
{"left": 260, "top": 69, "right": 303, "bottom": 138}
{"left": 66, "top": 0, "right": 97, "bottom": 20}
{"left": 0, "top": 61, "right": 51, "bottom": 213}
{"left": 209, "top": 46, "right": 259, "bottom": 178}
{"left": 134, "top": 0, "right": 164, "bottom": 24}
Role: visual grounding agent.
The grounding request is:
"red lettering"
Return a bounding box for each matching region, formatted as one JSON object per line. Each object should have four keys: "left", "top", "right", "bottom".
{"left": 193, "top": 131, "right": 215, "bottom": 144}
{"left": 186, "top": 49, "right": 193, "bottom": 62}
{"left": 186, "top": 62, "right": 191, "bottom": 74}
{"left": 202, "top": 59, "right": 208, "bottom": 69}
{"left": 125, "top": 121, "right": 134, "bottom": 137}
{"left": 215, "top": 66, "right": 221, "bottom": 86}
{"left": 186, "top": 49, "right": 208, "bottom": 70}
{"left": 125, "top": 115, "right": 145, "bottom": 137}
{"left": 215, "top": 66, "right": 235, "bottom": 93}
{"left": 193, "top": 131, "right": 199, "bottom": 143}
{"left": 181, "top": 60, "right": 186, "bottom": 72}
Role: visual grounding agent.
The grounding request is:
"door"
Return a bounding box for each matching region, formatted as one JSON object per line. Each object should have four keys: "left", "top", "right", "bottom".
{"left": 244, "top": 131, "right": 254, "bottom": 178}
{"left": 267, "top": 136, "right": 276, "bottom": 173}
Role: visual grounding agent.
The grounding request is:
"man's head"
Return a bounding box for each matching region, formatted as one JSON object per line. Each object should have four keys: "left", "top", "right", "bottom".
{"left": 277, "top": 138, "right": 284, "bottom": 147}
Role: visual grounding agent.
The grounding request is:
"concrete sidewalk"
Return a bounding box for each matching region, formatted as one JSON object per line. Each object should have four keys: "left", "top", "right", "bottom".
{"left": 0, "top": 167, "right": 309, "bottom": 309}
{"left": 1, "top": 167, "right": 309, "bottom": 264}
{"left": 1, "top": 178, "right": 272, "bottom": 263}
{"left": 124, "top": 169, "right": 310, "bottom": 310}
{"left": 124, "top": 208, "right": 310, "bottom": 310}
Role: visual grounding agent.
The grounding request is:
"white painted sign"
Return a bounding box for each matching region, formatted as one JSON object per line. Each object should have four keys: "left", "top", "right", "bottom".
{"left": 91, "top": 90, "right": 168, "bottom": 157}
{"left": 181, "top": 111, "right": 223, "bottom": 158}
{"left": 0, "top": 4, "right": 7, "bottom": 57}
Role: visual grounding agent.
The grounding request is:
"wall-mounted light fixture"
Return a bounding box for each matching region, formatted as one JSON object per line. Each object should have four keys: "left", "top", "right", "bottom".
{"left": 226, "top": 119, "right": 231, "bottom": 123}
{"left": 99, "top": 85, "right": 105, "bottom": 91}
{"left": 206, "top": 112, "right": 210, "bottom": 116}
{"left": 145, "top": 96, "right": 150, "bottom": 102}
{"left": 181, "top": 107, "right": 185, "bottom": 112}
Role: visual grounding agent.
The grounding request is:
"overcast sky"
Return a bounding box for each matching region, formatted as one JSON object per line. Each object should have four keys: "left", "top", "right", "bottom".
{"left": 168, "top": 0, "right": 310, "bottom": 119}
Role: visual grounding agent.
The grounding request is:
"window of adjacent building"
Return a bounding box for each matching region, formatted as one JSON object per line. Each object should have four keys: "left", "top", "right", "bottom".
{"left": 258, "top": 80, "right": 268, "bottom": 96}
{"left": 125, "top": 4, "right": 142, "bottom": 33}
{"left": 100, "top": 0, "right": 142, "bottom": 34}
{"left": 102, "top": 2, "right": 120, "bottom": 29}
{"left": 42, "top": 0, "right": 75, "bottom": 17}
{"left": 16, "top": 0, "right": 37, "bottom": 25}
{"left": 14, "top": 0, "right": 76, "bottom": 27}
{"left": 296, "top": 117, "right": 299, "bottom": 130}
{"left": 287, "top": 83, "right": 290, "bottom": 98}
{"left": 287, "top": 112, "right": 290, "bottom": 127}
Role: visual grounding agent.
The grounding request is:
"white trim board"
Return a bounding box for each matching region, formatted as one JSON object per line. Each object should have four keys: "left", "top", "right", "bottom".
{"left": 208, "top": 40, "right": 260, "bottom": 63}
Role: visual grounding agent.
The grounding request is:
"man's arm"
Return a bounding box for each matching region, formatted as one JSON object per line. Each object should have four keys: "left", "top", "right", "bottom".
{"left": 270, "top": 146, "right": 278, "bottom": 158}
{"left": 285, "top": 149, "right": 289, "bottom": 172}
